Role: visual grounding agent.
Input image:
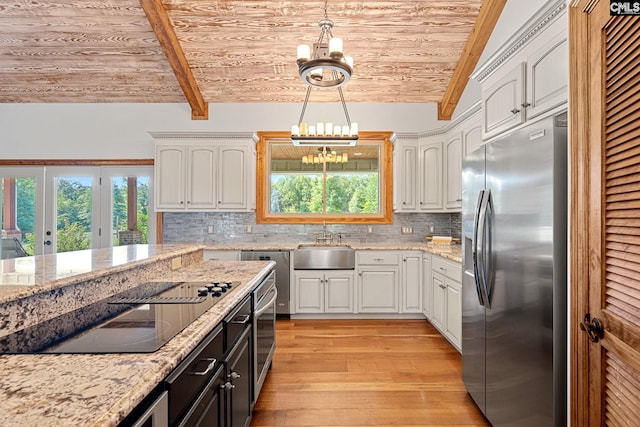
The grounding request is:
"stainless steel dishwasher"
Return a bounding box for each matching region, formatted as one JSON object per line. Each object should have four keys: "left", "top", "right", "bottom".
{"left": 240, "top": 250, "right": 290, "bottom": 316}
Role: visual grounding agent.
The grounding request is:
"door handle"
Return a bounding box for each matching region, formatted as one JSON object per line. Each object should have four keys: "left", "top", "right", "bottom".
{"left": 580, "top": 314, "right": 604, "bottom": 343}
{"left": 476, "top": 189, "right": 492, "bottom": 308}
{"left": 472, "top": 190, "right": 486, "bottom": 306}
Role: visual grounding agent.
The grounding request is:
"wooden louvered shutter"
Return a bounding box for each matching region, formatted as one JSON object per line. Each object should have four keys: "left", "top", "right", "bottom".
{"left": 602, "top": 13, "right": 640, "bottom": 427}
{"left": 571, "top": 0, "right": 640, "bottom": 425}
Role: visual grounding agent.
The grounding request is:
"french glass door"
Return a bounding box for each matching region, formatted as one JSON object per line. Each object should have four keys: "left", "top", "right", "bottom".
{"left": 44, "top": 167, "right": 101, "bottom": 255}
{"left": 100, "top": 167, "right": 155, "bottom": 248}
{"left": 0, "top": 167, "right": 45, "bottom": 257}
{"left": 1, "top": 166, "right": 155, "bottom": 258}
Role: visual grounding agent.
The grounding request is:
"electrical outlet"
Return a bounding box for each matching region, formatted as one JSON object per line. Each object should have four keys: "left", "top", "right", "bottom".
{"left": 401, "top": 226, "right": 413, "bottom": 234}
{"left": 207, "top": 225, "right": 214, "bottom": 234}
{"left": 367, "top": 225, "right": 374, "bottom": 234}
{"left": 246, "top": 225, "right": 252, "bottom": 233}
{"left": 428, "top": 223, "right": 435, "bottom": 234}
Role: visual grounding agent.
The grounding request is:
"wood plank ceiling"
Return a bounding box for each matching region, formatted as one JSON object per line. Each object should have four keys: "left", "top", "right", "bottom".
{"left": 0, "top": 0, "right": 503, "bottom": 120}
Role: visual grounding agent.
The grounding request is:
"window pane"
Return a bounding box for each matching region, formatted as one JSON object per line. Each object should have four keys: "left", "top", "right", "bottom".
{"left": 55, "top": 177, "right": 93, "bottom": 253}
{"left": 269, "top": 143, "right": 380, "bottom": 215}
{"left": 1, "top": 177, "right": 36, "bottom": 258}
{"left": 111, "top": 176, "right": 150, "bottom": 246}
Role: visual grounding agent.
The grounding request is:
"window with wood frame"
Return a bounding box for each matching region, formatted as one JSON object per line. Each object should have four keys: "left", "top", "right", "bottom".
{"left": 255, "top": 131, "right": 394, "bottom": 224}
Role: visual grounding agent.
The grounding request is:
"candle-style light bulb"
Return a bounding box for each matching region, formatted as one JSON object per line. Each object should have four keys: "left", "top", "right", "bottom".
{"left": 297, "top": 44, "right": 310, "bottom": 60}
{"left": 329, "top": 38, "right": 343, "bottom": 56}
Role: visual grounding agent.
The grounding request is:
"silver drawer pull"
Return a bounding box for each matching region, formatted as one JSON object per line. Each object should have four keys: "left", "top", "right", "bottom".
{"left": 439, "top": 284, "right": 446, "bottom": 289}
{"left": 373, "top": 258, "right": 384, "bottom": 261}
{"left": 440, "top": 266, "right": 447, "bottom": 271}
{"left": 231, "top": 314, "right": 251, "bottom": 324}
{"left": 189, "top": 358, "right": 217, "bottom": 376}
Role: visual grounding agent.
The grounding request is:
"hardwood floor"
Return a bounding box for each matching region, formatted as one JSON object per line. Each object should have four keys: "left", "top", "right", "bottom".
{"left": 251, "top": 319, "right": 490, "bottom": 427}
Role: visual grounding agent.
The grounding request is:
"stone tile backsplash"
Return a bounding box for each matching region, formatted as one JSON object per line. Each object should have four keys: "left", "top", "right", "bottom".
{"left": 163, "top": 212, "right": 461, "bottom": 245}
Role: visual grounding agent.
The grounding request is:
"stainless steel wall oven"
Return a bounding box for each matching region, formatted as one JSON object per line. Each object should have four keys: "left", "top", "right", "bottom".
{"left": 252, "top": 271, "right": 277, "bottom": 401}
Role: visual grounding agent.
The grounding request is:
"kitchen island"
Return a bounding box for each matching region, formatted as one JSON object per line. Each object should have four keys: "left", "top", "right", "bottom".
{"left": 0, "top": 244, "right": 274, "bottom": 427}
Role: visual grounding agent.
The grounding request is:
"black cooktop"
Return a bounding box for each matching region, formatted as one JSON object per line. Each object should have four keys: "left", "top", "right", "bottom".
{"left": 0, "top": 280, "right": 238, "bottom": 354}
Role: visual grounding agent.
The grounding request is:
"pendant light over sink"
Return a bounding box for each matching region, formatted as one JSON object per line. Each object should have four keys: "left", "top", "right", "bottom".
{"left": 291, "top": 0, "right": 358, "bottom": 147}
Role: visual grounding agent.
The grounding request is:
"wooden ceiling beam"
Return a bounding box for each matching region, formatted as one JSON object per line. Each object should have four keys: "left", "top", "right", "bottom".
{"left": 437, "top": 0, "right": 507, "bottom": 120}
{"left": 139, "top": 0, "right": 208, "bottom": 120}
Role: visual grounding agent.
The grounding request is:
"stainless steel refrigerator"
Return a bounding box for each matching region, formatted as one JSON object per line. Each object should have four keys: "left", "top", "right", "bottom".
{"left": 461, "top": 112, "right": 567, "bottom": 426}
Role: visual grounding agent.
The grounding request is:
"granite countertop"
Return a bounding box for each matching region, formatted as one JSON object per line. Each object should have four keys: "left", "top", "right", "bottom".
{"left": 0, "top": 240, "right": 459, "bottom": 426}
{"left": 0, "top": 259, "right": 274, "bottom": 427}
{"left": 207, "top": 242, "right": 462, "bottom": 263}
{"left": 0, "top": 243, "right": 204, "bottom": 303}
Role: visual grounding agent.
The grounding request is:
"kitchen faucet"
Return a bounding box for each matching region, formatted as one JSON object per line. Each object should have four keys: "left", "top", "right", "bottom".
{"left": 315, "top": 221, "right": 343, "bottom": 245}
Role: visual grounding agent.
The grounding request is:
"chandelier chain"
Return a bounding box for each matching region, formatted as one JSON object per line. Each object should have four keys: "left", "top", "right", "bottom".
{"left": 298, "top": 86, "right": 312, "bottom": 125}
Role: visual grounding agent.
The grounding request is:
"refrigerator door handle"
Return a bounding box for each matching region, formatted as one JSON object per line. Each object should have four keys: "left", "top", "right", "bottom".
{"left": 483, "top": 190, "right": 495, "bottom": 309}
{"left": 473, "top": 189, "right": 488, "bottom": 306}
{"left": 476, "top": 189, "right": 492, "bottom": 308}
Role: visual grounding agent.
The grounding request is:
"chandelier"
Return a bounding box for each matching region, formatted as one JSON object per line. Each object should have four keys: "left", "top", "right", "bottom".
{"left": 291, "top": 1, "right": 358, "bottom": 147}
{"left": 302, "top": 147, "right": 349, "bottom": 164}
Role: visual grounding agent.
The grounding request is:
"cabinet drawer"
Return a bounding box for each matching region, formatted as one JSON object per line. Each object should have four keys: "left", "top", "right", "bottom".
{"left": 432, "top": 256, "right": 461, "bottom": 282}
{"left": 357, "top": 251, "right": 400, "bottom": 265}
{"left": 204, "top": 250, "right": 240, "bottom": 261}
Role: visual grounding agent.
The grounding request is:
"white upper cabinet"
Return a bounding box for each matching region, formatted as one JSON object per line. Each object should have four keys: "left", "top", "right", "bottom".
{"left": 418, "top": 139, "right": 443, "bottom": 211}
{"left": 482, "top": 63, "right": 526, "bottom": 139}
{"left": 525, "top": 30, "right": 568, "bottom": 120}
{"left": 187, "top": 146, "right": 218, "bottom": 209}
{"left": 155, "top": 145, "right": 218, "bottom": 211}
{"left": 444, "top": 131, "right": 462, "bottom": 210}
{"left": 476, "top": 1, "right": 568, "bottom": 140}
{"left": 393, "top": 108, "right": 478, "bottom": 213}
{"left": 155, "top": 145, "right": 187, "bottom": 210}
{"left": 217, "top": 145, "right": 251, "bottom": 210}
{"left": 394, "top": 139, "right": 418, "bottom": 211}
{"left": 463, "top": 111, "right": 483, "bottom": 157}
{"left": 154, "top": 140, "right": 255, "bottom": 212}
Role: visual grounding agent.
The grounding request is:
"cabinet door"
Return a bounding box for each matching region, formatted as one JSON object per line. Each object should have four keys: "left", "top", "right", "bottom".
{"left": 218, "top": 145, "right": 249, "bottom": 210}
{"left": 155, "top": 145, "right": 186, "bottom": 210}
{"left": 401, "top": 252, "right": 422, "bottom": 313}
{"left": 294, "top": 272, "right": 324, "bottom": 313}
{"left": 431, "top": 272, "right": 446, "bottom": 331}
{"left": 418, "top": 141, "right": 443, "bottom": 210}
{"left": 526, "top": 31, "right": 568, "bottom": 120}
{"left": 395, "top": 143, "right": 418, "bottom": 211}
{"left": 187, "top": 146, "right": 217, "bottom": 210}
{"left": 482, "top": 62, "right": 526, "bottom": 139}
{"left": 444, "top": 133, "right": 462, "bottom": 210}
{"left": 357, "top": 267, "right": 399, "bottom": 313}
{"left": 463, "top": 122, "right": 483, "bottom": 157}
{"left": 325, "top": 273, "right": 354, "bottom": 313}
{"left": 422, "top": 254, "right": 433, "bottom": 319}
{"left": 225, "top": 327, "right": 252, "bottom": 427}
{"left": 445, "top": 282, "right": 461, "bottom": 349}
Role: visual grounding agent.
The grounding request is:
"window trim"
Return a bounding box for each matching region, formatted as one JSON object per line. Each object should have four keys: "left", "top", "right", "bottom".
{"left": 255, "top": 131, "right": 394, "bottom": 224}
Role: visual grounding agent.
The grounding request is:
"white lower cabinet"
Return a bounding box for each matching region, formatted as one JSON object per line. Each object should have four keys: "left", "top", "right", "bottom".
{"left": 445, "top": 283, "right": 461, "bottom": 346}
{"left": 294, "top": 270, "right": 354, "bottom": 314}
{"left": 356, "top": 251, "right": 400, "bottom": 313}
{"left": 291, "top": 250, "right": 461, "bottom": 346}
{"left": 422, "top": 253, "right": 432, "bottom": 319}
{"left": 357, "top": 267, "right": 399, "bottom": 313}
{"left": 401, "top": 251, "right": 422, "bottom": 313}
{"left": 430, "top": 255, "right": 462, "bottom": 351}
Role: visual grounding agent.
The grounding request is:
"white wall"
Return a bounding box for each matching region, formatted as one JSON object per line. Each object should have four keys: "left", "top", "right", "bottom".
{"left": 0, "top": 102, "right": 448, "bottom": 159}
